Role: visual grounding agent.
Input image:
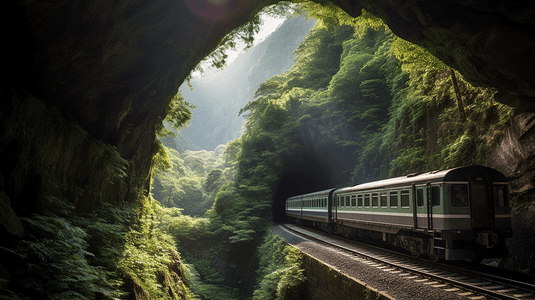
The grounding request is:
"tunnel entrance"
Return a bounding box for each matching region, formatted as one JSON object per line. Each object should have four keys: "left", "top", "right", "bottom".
{"left": 272, "top": 150, "right": 339, "bottom": 221}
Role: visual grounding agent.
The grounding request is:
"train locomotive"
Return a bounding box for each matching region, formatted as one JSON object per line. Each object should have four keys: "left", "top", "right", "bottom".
{"left": 285, "top": 165, "right": 512, "bottom": 261}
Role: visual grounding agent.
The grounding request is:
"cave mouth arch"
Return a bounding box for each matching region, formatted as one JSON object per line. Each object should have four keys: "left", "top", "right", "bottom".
{"left": 272, "top": 150, "right": 340, "bottom": 221}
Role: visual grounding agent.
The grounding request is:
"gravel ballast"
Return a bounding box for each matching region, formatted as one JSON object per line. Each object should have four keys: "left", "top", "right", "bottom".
{"left": 271, "top": 224, "right": 474, "bottom": 300}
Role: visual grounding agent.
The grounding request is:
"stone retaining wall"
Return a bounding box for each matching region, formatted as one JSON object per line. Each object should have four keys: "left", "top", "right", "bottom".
{"left": 301, "top": 254, "right": 388, "bottom": 300}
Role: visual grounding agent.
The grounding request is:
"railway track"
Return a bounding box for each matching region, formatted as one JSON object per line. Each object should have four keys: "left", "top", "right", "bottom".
{"left": 280, "top": 223, "right": 535, "bottom": 299}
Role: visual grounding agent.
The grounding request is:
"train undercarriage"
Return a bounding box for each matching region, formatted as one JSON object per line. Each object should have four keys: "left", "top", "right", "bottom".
{"left": 289, "top": 216, "right": 511, "bottom": 262}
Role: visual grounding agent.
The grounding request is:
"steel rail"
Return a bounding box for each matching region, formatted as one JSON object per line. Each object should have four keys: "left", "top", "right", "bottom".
{"left": 279, "top": 223, "right": 535, "bottom": 300}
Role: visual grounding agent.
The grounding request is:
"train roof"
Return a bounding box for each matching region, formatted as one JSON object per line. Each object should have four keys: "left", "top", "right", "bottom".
{"left": 336, "top": 165, "right": 507, "bottom": 194}
{"left": 287, "top": 187, "right": 338, "bottom": 201}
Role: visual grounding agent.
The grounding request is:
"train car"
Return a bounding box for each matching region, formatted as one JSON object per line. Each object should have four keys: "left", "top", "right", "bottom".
{"left": 286, "top": 188, "right": 336, "bottom": 223}
{"left": 286, "top": 165, "right": 512, "bottom": 261}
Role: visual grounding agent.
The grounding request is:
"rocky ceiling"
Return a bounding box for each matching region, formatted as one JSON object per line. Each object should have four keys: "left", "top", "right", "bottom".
{"left": 2, "top": 0, "right": 534, "bottom": 201}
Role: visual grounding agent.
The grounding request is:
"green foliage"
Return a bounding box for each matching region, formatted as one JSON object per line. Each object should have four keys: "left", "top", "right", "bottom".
{"left": 253, "top": 233, "right": 306, "bottom": 300}
{"left": 156, "top": 92, "right": 194, "bottom": 140}
{"left": 153, "top": 202, "right": 209, "bottom": 240}
{"left": 0, "top": 194, "right": 198, "bottom": 300}
{"left": 153, "top": 91, "right": 195, "bottom": 175}
{"left": 182, "top": 263, "right": 239, "bottom": 300}
{"left": 151, "top": 144, "right": 236, "bottom": 216}
{"left": 0, "top": 93, "right": 196, "bottom": 299}
{"left": 7, "top": 215, "right": 103, "bottom": 300}
{"left": 165, "top": 92, "right": 195, "bottom": 133}
{"left": 190, "top": 2, "right": 296, "bottom": 77}
{"left": 118, "top": 199, "right": 175, "bottom": 298}
{"left": 391, "top": 37, "right": 447, "bottom": 75}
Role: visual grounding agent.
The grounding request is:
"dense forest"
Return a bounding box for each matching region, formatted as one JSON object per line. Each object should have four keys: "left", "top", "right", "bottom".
{"left": 149, "top": 6, "right": 516, "bottom": 300}
{"left": 0, "top": 3, "right": 525, "bottom": 300}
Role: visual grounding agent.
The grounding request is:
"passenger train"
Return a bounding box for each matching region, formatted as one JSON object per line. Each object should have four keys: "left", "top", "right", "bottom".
{"left": 285, "top": 165, "right": 512, "bottom": 261}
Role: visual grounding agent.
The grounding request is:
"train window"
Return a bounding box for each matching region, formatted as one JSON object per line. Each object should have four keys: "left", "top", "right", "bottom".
{"left": 495, "top": 185, "right": 508, "bottom": 207}
{"left": 372, "top": 193, "right": 378, "bottom": 207}
{"left": 417, "top": 189, "right": 424, "bottom": 207}
{"left": 357, "top": 195, "right": 363, "bottom": 207}
{"left": 346, "top": 196, "right": 350, "bottom": 207}
{"left": 401, "top": 190, "right": 410, "bottom": 207}
{"left": 432, "top": 186, "right": 440, "bottom": 206}
{"left": 339, "top": 197, "right": 343, "bottom": 207}
{"left": 364, "top": 194, "right": 370, "bottom": 207}
{"left": 351, "top": 195, "right": 356, "bottom": 207}
{"left": 451, "top": 185, "right": 468, "bottom": 207}
{"left": 380, "top": 193, "right": 387, "bottom": 207}
{"left": 390, "top": 191, "right": 398, "bottom": 207}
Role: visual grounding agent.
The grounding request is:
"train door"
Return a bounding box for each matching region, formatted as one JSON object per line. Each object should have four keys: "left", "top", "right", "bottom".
{"left": 412, "top": 184, "right": 418, "bottom": 229}
{"left": 426, "top": 182, "right": 433, "bottom": 230}
{"left": 300, "top": 197, "right": 303, "bottom": 220}
{"left": 331, "top": 194, "right": 337, "bottom": 222}
{"left": 328, "top": 193, "right": 333, "bottom": 223}
{"left": 413, "top": 185, "right": 428, "bottom": 229}
{"left": 470, "top": 178, "right": 493, "bottom": 229}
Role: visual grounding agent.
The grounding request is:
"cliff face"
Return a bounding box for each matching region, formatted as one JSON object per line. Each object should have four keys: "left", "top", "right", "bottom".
{"left": 1, "top": 0, "right": 534, "bottom": 239}
{"left": 359, "top": 1, "right": 535, "bottom": 109}
{"left": 490, "top": 113, "right": 535, "bottom": 194}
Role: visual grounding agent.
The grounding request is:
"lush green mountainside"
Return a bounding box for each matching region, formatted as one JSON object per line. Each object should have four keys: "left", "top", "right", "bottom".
{"left": 155, "top": 12, "right": 520, "bottom": 299}
{"left": 173, "top": 16, "right": 315, "bottom": 152}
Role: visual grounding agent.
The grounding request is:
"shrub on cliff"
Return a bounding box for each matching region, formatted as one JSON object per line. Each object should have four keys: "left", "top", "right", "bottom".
{"left": 253, "top": 233, "right": 306, "bottom": 300}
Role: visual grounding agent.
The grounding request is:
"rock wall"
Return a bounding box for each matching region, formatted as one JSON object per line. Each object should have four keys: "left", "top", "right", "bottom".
{"left": 301, "top": 254, "right": 386, "bottom": 300}
{"left": 358, "top": 1, "right": 535, "bottom": 109}
{"left": 489, "top": 112, "right": 535, "bottom": 194}
{"left": 505, "top": 201, "right": 535, "bottom": 273}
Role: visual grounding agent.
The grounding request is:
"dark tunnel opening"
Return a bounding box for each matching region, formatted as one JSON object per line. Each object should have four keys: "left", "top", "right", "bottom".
{"left": 272, "top": 150, "right": 340, "bottom": 222}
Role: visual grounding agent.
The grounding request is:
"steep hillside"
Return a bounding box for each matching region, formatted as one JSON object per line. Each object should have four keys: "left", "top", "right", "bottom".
{"left": 174, "top": 16, "right": 314, "bottom": 151}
